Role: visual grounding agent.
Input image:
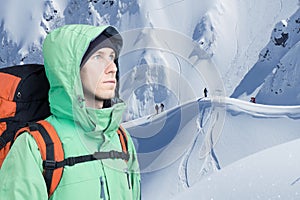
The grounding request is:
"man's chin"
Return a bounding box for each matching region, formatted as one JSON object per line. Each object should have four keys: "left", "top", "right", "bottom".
{"left": 95, "top": 94, "right": 115, "bottom": 101}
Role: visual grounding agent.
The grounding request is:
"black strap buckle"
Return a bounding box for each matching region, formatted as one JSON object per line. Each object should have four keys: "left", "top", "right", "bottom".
{"left": 109, "top": 150, "right": 117, "bottom": 158}
{"left": 43, "top": 160, "right": 57, "bottom": 170}
{"left": 93, "top": 150, "right": 129, "bottom": 161}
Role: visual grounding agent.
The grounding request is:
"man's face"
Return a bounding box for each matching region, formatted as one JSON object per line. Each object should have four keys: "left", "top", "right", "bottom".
{"left": 80, "top": 47, "right": 117, "bottom": 103}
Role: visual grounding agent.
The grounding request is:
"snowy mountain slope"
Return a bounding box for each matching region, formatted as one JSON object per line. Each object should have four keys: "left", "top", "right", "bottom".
{"left": 119, "top": 0, "right": 300, "bottom": 118}
{"left": 173, "top": 138, "right": 300, "bottom": 200}
{"left": 1, "top": 0, "right": 299, "bottom": 117}
{"left": 0, "top": 0, "right": 139, "bottom": 66}
{"left": 123, "top": 97, "right": 300, "bottom": 199}
{"left": 118, "top": 27, "right": 225, "bottom": 120}
{"left": 231, "top": 8, "right": 300, "bottom": 105}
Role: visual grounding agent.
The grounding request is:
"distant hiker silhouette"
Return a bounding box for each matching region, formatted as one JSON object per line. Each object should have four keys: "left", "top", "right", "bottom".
{"left": 160, "top": 103, "right": 164, "bottom": 112}
{"left": 204, "top": 88, "right": 208, "bottom": 97}
{"left": 155, "top": 104, "right": 159, "bottom": 114}
{"left": 250, "top": 97, "right": 256, "bottom": 103}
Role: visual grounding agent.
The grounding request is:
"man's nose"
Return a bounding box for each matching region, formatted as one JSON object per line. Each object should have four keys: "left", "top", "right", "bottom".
{"left": 104, "top": 61, "right": 117, "bottom": 74}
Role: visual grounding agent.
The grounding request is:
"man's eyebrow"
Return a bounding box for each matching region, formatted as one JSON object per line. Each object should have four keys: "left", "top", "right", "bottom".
{"left": 95, "top": 49, "right": 115, "bottom": 55}
{"left": 94, "top": 50, "right": 105, "bottom": 55}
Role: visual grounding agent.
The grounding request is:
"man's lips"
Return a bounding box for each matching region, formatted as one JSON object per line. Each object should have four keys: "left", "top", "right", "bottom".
{"left": 103, "top": 80, "right": 116, "bottom": 84}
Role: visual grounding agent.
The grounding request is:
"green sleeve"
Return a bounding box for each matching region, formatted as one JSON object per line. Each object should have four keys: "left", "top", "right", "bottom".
{"left": 131, "top": 157, "right": 141, "bottom": 200}
{"left": 127, "top": 136, "right": 141, "bottom": 200}
{"left": 0, "top": 133, "right": 48, "bottom": 200}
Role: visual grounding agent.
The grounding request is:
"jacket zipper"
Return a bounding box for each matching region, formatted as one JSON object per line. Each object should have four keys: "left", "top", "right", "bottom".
{"left": 125, "top": 168, "right": 131, "bottom": 190}
{"left": 100, "top": 176, "right": 106, "bottom": 200}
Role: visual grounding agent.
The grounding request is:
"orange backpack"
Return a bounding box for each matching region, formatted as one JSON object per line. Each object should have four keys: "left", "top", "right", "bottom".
{"left": 0, "top": 64, "right": 129, "bottom": 197}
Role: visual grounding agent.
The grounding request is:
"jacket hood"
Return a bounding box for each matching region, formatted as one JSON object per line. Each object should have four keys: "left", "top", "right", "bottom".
{"left": 43, "top": 24, "right": 124, "bottom": 134}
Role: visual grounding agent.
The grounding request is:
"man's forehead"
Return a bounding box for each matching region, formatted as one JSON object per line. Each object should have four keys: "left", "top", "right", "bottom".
{"left": 94, "top": 48, "right": 116, "bottom": 54}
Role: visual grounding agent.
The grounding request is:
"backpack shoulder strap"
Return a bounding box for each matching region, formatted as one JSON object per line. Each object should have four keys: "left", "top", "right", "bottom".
{"left": 15, "top": 120, "right": 64, "bottom": 198}
{"left": 117, "top": 126, "right": 128, "bottom": 154}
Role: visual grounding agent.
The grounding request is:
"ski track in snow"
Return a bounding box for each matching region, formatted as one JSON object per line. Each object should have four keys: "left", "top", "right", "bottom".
{"left": 125, "top": 96, "right": 300, "bottom": 199}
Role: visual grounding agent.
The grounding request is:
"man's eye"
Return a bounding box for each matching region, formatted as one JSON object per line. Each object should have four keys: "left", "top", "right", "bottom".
{"left": 109, "top": 54, "right": 115, "bottom": 61}
{"left": 93, "top": 55, "right": 102, "bottom": 60}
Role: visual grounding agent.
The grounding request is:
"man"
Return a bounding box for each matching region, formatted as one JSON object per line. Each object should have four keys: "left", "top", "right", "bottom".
{"left": 0, "top": 25, "right": 140, "bottom": 199}
{"left": 155, "top": 104, "right": 159, "bottom": 114}
{"left": 160, "top": 103, "right": 164, "bottom": 112}
{"left": 204, "top": 87, "right": 208, "bottom": 98}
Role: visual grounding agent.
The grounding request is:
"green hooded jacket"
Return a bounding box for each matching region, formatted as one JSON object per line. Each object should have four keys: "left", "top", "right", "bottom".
{"left": 0, "top": 24, "right": 140, "bottom": 200}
